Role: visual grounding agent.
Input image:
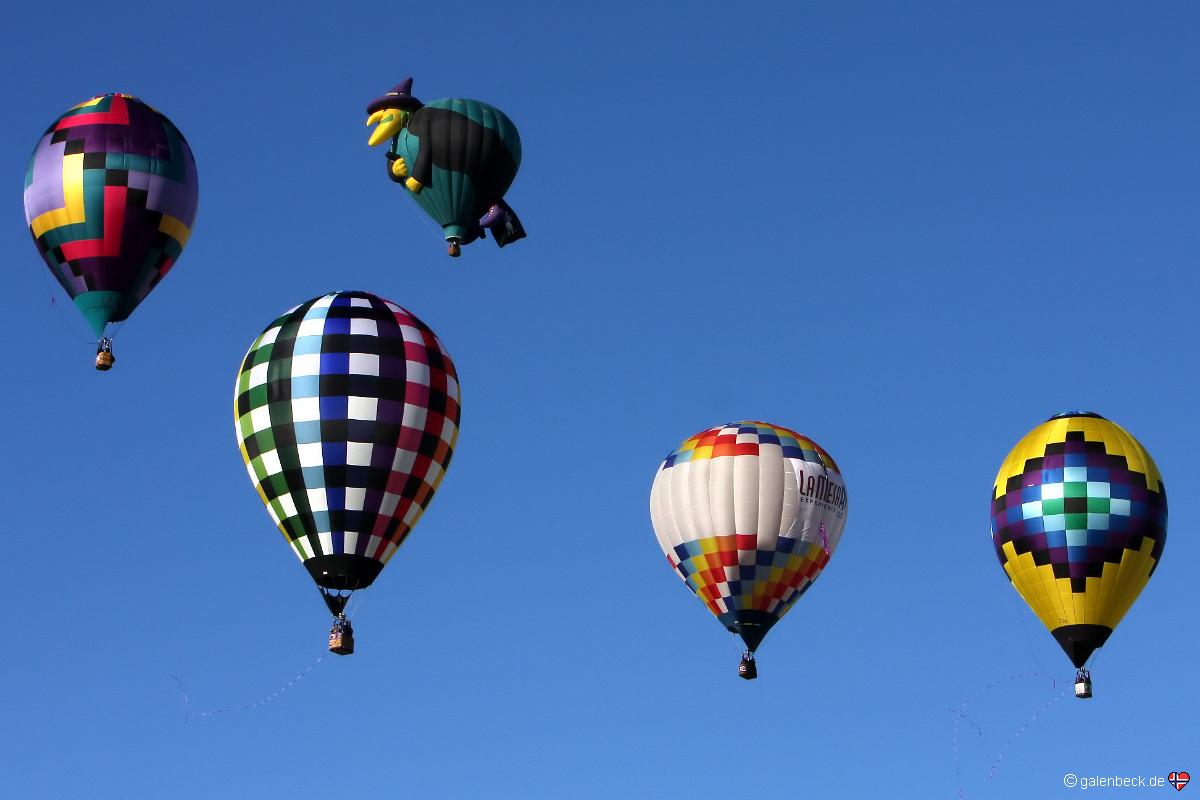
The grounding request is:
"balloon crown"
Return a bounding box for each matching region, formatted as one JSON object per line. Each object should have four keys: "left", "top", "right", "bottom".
{"left": 1047, "top": 411, "right": 1105, "bottom": 421}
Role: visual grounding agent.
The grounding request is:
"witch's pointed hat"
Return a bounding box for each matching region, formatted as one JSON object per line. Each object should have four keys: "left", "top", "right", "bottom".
{"left": 366, "top": 77, "right": 423, "bottom": 114}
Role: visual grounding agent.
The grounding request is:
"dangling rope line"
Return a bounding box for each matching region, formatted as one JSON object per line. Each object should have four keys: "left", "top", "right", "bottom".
{"left": 949, "top": 705, "right": 983, "bottom": 798}
{"left": 403, "top": 194, "right": 445, "bottom": 242}
{"left": 950, "top": 672, "right": 1065, "bottom": 798}
{"left": 169, "top": 651, "right": 326, "bottom": 724}
{"left": 1008, "top": 590, "right": 1045, "bottom": 673}
{"left": 43, "top": 285, "right": 95, "bottom": 345}
{"left": 986, "top": 687, "right": 1068, "bottom": 780}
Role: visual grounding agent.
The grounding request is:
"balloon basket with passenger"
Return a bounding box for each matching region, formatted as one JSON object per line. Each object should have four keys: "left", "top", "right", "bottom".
{"left": 95, "top": 337, "right": 115, "bottom": 371}
{"left": 328, "top": 615, "right": 355, "bottom": 656}
{"left": 318, "top": 583, "right": 361, "bottom": 656}
{"left": 738, "top": 651, "right": 758, "bottom": 681}
{"left": 1074, "top": 668, "right": 1092, "bottom": 699}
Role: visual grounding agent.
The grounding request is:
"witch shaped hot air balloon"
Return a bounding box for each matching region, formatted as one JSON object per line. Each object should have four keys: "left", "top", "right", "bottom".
{"left": 234, "top": 291, "right": 460, "bottom": 654}
{"left": 990, "top": 412, "right": 1167, "bottom": 698}
{"left": 24, "top": 93, "right": 199, "bottom": 370}
{"left": 649, "top": 421, "right": 849, "bottom": 679}
{"left": 366, "top": 77, "right": 524, "bottom": 257}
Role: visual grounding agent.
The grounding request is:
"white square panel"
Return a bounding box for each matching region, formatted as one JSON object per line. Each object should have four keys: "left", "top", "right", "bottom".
{"left": 291, "top": 396, "right": 321, "bottom": 422}
{"left": 278, "top": 493, "right": 298, "bottom": 519}
{"left": 298, "top": 318, "right": 327, "bottom": 337}
{"left": 297, "top": 442, "right": 323, "bottom": 467}
{"left": 290, "top": 353, "right": 322, "bottom": 378}
{"left": 348, "top": 396, "right": 378, "bottom": 421}
{"left": 260, "top": 449, "right": 283, "bottom": 476}
{"left": 392, "top": 449, "right": 416, "bottom": 473}
{"left": 307, "top": 489, "right": 329, "bottom": 514}
{"left": 349, "top": 353, "right": 380, "bottom": 375}
{"left": 250, "top": 405, "right": 272, "bottom": 433}
{"left": 350, "top": 317, "right": 378, "bottom": 335}
{"left": 346, "top": 442, "right": 373, "bottom": 467}
{"left": 402, "top": 403, "right": 427, "bottom": 430}
{"left": 247, "top": 362, "right": 269, "bottom": 388}
{"left": 406, "top": 360, "right": 430, "bottom": 386}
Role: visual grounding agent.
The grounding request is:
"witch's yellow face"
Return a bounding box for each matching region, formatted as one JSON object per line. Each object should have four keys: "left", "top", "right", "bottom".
{"left": 366, "top": 108, "right": 410, "bottom": 147}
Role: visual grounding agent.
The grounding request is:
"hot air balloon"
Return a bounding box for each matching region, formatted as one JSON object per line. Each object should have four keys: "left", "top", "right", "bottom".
{"left": 234, "top": 291, "right": 460, "bottom": 654}
{"left": 990, "top": 412, "right": 1166, "bottom": 698}
{"left": 366, "top": 78, "right": 524, "bottom": 257}
{"left": 24, "top": 93, "right": 199, "bottom": 370}
{"left": 649, "top": 421, "right": 849, "bottom": 679}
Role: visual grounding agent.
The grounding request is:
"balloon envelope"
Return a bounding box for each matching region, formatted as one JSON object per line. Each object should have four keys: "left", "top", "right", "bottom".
{"left": 394, "top": 98, "right": 521, "bottom": 241}
{"left": 990, "top": 412, "right": 1167, "bottom": 667}
{"left": 234, "top": 291, "right": 461, "bottom": 592}
{"left": 650, "top": 421, "right": 849, "bottom": 651}
{"left": 24, "top": 94, "right": 199, "bottom": 336}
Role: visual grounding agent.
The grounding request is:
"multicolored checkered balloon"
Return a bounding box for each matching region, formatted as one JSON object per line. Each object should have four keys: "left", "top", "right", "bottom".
{"left": 649, "top": 421, "right": 849, "bottom": 658}
{"left": 991, "top": 412, "right": 1167, "bottom": 669}
{"left": 234, "top": 291, "right": 460, "bottom": 605}
{"left": 24, "top": 94, "right": 199, "bottom": 340}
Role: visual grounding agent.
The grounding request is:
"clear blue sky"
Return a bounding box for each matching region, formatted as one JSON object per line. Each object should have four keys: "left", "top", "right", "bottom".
{"left": 3, "top": 2, "right": 1197, "bottom": 798}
